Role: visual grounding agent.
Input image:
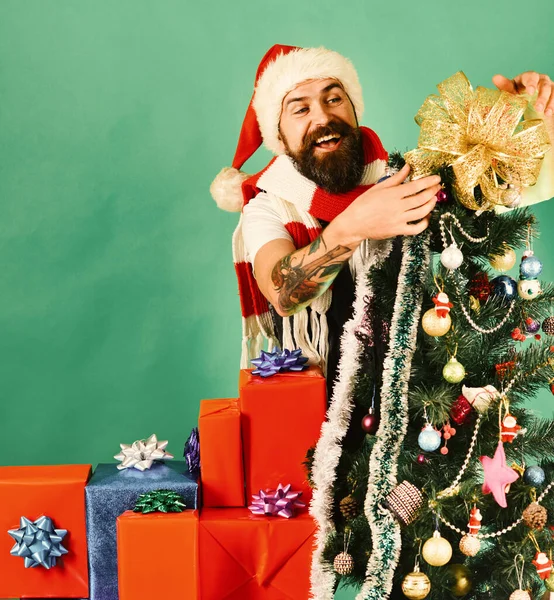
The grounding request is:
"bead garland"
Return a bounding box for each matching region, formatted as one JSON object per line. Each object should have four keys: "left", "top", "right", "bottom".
{"left": 430, "top": 481, "right": 554, "bottom": 539}
{"left": 438, "top": 212, "right": 515, "bottom": 334}
{"left": 439, "top": 213, "right": 489, "bottom": 247}
{"left": 457, "top": 293, "right": 517, "bottom": 334}
{"left": 437, "top": 415, "right": 483, "bottom": 499}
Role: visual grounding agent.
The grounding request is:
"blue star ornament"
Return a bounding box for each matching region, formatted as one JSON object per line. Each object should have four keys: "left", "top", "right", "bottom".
{"left": 8, "top": 515, "right": 68, "bottom": 569}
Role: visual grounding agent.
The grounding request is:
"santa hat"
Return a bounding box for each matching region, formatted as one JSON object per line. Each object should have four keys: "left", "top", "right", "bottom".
{"left": 210, "top": 44, "right": 365, "bottom": 212}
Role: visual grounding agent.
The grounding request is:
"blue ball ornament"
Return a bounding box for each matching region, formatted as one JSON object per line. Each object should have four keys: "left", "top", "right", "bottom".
{"left": 490, "top": 275, "right": 518, "bottom": 304}
{"left": 520, "top": 255, "right": 543, "bottom": 280}
{"left": 418, "top": 424, "right": 442, "bottom": 452}
{"left": 523, "top": 465, "right": 546, "bottom": 486}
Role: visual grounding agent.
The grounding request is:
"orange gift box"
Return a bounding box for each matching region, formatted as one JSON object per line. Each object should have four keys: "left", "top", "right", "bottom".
{"left": 199, "top": 398, "right": 245, "bottom": 507}
{"left": 239, "top": 366, "right": 326, "bottom": 504}
{"left": 117, "top": 510, "right": 199, "bottom": 600}
{"left": 0, "top": 464, "right": 91, "bottom": 598}
{"left": 199, "top": 508, "right": 316, "bottom": 599}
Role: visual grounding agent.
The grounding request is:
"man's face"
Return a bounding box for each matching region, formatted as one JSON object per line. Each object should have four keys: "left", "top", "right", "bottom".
{"left": 278, "top": 78, "right": 364, "bottom": 194}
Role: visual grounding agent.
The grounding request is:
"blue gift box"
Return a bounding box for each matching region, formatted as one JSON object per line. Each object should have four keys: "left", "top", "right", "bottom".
{"left": 85, "top": 461, "right": 199, "bottom": 600}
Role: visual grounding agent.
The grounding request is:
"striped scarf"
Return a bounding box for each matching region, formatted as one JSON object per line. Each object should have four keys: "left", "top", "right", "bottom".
{"left": 233, "top": 126, "right": 388, "bottom": 372}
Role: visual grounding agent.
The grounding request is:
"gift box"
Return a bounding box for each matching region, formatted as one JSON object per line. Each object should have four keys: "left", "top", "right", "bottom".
{"left": 0, "top": 464, "right": 91, "bottom": 599}
{"left": 239, "top": 366, "right": 326, "bottom": 503}
{"left": 199, "top": 398, "right": 245, "bottom": 507}
{"left": 198, "top": 508, "right": 316, "bottom": 599}
{"left": 85, "top": 461, "right": 199, "bottom": 600}
{"left": 117, "top": 510, "right": 199, "bottom": 600}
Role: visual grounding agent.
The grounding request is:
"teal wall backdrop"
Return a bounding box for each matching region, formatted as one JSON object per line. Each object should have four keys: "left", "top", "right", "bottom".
{"left": 1, "top": 1, "right": 553, "bottom": 597}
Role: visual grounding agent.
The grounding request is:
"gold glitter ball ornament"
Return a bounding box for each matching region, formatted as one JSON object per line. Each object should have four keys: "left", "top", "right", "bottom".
{"left": 546, "top": 571, "right": 554, "bottom": 592}
{"left": 502, "top": 185, "right": 523, "bottom": 208}
{"left": 509, "top": 591, "right": 532, "bottom": 600}
{"left": 401, "top": 570, "right": 431, "bottom": 599}
{"left": 404, "top": 71, "right": 551, "bottom": 212}
{"left": 490, "top": 247, "right": 517, "bottom": 272}
{"left": 449, "top": 564, "right": 473, "bottom": 597}
{"left": 523, "top": 501, "right": 548, "bottom": 530}
{"left": 443, "top": 356, "right": 466, "bottom": 383}
{"left": 459, "top": 534, "right": 481, "bottom": 557}
{"left": 422, "top": 309, "right": 451, "bottom": 337}
{"left": 333, "top": 551, "right": 354, "bottom": 575}
{"left": 422, "top": 531, "right": 453, "bottom": 566}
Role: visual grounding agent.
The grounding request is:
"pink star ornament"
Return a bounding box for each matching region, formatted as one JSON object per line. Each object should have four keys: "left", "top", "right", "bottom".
{"left": 480, "top": 441, "right": 519, "bottom": 507}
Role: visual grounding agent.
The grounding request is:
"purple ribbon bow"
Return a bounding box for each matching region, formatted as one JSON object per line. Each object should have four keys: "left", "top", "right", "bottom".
{"left": 251, "top": 348, "right": 308, "bottom": 377}
{"left": 248, "top": 483, "right": 306, "bottom": 519}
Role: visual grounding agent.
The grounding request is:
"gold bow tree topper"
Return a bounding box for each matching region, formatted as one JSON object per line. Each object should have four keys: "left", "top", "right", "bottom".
{"left": 404, "top": 71, "right": 551, "bottom": 211}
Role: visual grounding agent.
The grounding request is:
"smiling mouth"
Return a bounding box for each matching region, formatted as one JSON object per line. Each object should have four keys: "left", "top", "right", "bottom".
{"left": 314, "top": 133, "right": 342, "bottom": 151}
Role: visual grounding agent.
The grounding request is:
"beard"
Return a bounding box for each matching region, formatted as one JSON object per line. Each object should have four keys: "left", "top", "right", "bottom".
{"left": 282, "top": 120, "right": 365, "bottom": 194}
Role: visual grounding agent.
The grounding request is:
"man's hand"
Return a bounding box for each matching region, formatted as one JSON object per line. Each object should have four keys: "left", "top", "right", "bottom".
{"left": 493, "top": 71, "right": 554, "bottom": 116}
{"left": 329, "top": 164, "right": 441, "bottom": 245}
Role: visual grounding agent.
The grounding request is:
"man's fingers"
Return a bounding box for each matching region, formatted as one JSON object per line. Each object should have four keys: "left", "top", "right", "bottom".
{"left": 405, "top": 195, "right": 437, "bottom": 222}
{"left": 374, "top": 163, "right": 411, "bottom": 188}
{"left": 535, "top": 75, "right": 553, "bottom": 113}
{"left": 519, "top": 71, "right": 541, "bottom": 96}
{"left": 400, "top": 174, "right": 442, "bottom": 198}
{"left": 403, "top": 216, "right": 431, "bottom": 236}
{"left": 492, "top": 74, "right": 516, "bottom": 93}
{"left": 404, "top": 184, "right": 442, "bottom": 208}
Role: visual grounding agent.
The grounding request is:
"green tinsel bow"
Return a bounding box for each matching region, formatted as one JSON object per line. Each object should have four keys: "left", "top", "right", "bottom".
{"left": 133, "top": 489, "right": 187, "bottom": 514}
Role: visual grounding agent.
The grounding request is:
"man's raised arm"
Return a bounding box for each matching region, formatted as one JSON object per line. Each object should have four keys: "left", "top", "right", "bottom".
{"left": 254, "top": 165, "right": 442, "bottom": 317}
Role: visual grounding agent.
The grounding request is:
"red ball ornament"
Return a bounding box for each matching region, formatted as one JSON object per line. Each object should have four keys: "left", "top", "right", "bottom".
{"left": 361, "top": 409, "right": 379, "bottom": 434}
{"left": 436, "top": 189, "right": 449, "bottom": 203}
{"left": 440, "top": 446, "right": 449, "bottom": 455}
{"left": 550, "top": 382, "right": 554, "bottom": 395}
{"left": 450, "top": 395, "right": 473, "bottom": 426}
{"left": 417, "top": 454, "right": 427, "bottom": 464}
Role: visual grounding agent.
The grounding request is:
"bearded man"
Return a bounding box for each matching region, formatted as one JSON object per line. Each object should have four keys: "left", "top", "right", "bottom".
{"left": 211, "top": 45, "right": 554, "bottom": 408}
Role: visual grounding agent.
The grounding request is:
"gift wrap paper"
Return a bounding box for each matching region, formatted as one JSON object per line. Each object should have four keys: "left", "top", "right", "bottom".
{"left": 199, "top": 508, "right": 316, "bottom": 599}
{"left": 0, "top": 464, "right": 91, "bottom": 599}
{"left": 199, "top": 398, "right": 245, "bottom": 507}
{"left": 85, "top": 461, "right": 198, "bottom": 600}
{"left": 117, "top": 510, "right": 199, "bottom": 600}
{"left": 239, "top": 366, "right": 326, "bottom": 504}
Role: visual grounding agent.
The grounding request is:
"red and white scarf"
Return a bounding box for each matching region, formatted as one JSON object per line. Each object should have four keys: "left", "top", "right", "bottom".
{"left": 233, "top": 127, "right": 388, "bottom": 371}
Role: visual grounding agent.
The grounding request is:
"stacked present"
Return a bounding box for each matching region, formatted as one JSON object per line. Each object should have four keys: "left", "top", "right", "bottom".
{"left": 0, "top": 353, "right": 326, "bottom": 599}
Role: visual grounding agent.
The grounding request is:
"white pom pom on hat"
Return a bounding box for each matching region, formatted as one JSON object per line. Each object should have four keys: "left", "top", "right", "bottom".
{"left": 210, "top": 44, "right": 364, "bottom": 212}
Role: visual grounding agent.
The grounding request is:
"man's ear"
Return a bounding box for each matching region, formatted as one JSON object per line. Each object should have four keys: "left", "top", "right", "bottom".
{"left": 276, "top": 128, "right": 287, "bottom": 154}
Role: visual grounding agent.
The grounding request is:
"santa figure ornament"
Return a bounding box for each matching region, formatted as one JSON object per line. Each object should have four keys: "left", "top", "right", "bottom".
{"left": 433, "top": 292, "right": 454, "bottom": 318}
{"left": 501, "top": 413, "right": 522, "bottom": 443}
{"left": 533, "top": 551, "right": 553, "bottom": 579}
{"left": 468, "top": 506, "right": 482, "bottom": 535}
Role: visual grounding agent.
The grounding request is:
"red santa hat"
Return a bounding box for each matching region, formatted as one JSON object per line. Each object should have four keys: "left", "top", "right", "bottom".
{"left": 210, "top": 44, "right": 365, "bottom": 212}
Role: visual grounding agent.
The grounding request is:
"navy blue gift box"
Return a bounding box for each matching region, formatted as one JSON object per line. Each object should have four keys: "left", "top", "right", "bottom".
{"left": 85, "top": 461, "right": 199, "bottom": 600}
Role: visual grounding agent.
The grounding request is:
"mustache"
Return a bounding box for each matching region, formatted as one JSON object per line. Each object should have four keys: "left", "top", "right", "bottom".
{"left": 303, "top": 120, "right": 356, "bottom": 148}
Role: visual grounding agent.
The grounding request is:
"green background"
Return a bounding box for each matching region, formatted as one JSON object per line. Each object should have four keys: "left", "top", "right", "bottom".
{"left": 1, "top": 1, "right": 553, "bottom": 597}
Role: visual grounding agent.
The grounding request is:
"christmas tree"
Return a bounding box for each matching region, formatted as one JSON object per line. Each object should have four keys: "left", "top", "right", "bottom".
{"left": 308, "top": 72, "right": 554, "bottom": 599}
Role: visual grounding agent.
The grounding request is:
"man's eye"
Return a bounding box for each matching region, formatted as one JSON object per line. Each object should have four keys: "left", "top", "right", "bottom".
{"left": 328, "top": 97, "right": 342, "bottom": 104}
{"left": 294, "top": 107, "right": 309, "bottom": 115}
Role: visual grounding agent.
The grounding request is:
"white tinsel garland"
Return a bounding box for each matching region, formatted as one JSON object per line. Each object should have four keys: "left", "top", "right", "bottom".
{"left": 358, "top": 233, "right": 430, "bottom": 600}
{"left": 309, "top": 239, "right": 393, "bottom": 600}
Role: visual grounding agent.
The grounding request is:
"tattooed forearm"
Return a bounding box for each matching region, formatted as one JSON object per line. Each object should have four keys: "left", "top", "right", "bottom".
{"left": 271, "top": 236, "right": 352, "bottom": 315}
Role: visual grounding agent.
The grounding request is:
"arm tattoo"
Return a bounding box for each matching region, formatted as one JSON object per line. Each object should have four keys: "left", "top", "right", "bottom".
{"left": 271, "top": 236, "right": 351, "bottom": 315}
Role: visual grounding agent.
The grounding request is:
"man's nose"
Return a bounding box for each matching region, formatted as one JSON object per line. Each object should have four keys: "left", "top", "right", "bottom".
{"left": 310, "top": 101, "right": 333, "bottom": 127}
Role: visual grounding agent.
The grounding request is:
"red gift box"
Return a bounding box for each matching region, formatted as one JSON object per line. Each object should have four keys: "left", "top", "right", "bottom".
{"left": 117, "top": 510, "right": 199, "bottom": 600}
{"left": 199, "top": 398, "right": 245, "bottom": 507}
{"left": 239, "top": 366, "right": 326, "bottom": 504}
{"left": 0, "top": 464, "right": 91, "bottom": 598}
{"left": 199, "top": 508, "right": 316, "bottom": 599}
